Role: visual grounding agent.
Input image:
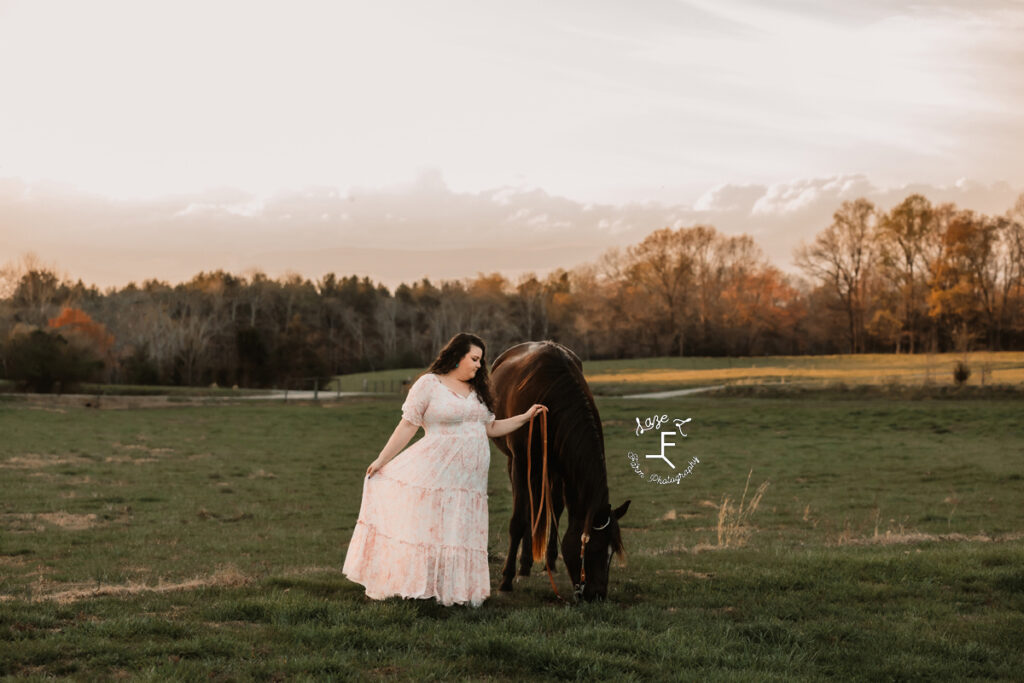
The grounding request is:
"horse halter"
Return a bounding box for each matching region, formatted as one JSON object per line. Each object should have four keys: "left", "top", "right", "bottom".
{"left": 573, "top": 514, "right": 612, "bottom": 600}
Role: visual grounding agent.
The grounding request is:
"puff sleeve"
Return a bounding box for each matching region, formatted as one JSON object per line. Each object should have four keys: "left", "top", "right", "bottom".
{"left": 400, "top": 374, "right": 433, "bottom": 427}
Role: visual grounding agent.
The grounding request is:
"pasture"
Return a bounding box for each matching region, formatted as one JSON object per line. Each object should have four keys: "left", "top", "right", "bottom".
{"left": 582, "top": 351, "right": 1024, "bottom": 395}
{"left": 1, "top": 361, "right": 1023, "bottom": 679}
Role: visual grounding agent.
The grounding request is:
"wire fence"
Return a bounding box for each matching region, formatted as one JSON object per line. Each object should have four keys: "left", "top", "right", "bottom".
{"left": 274, "top": 376, "right": 414, "bottom": 401}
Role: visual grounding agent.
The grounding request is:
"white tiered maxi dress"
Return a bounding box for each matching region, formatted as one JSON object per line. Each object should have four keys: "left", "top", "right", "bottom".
{"left": 342, "top": 373, "right": 495, "bottom": 607}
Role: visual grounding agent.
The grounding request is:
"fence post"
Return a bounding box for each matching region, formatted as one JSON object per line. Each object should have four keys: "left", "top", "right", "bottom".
{"left": 314, "top": 378, "right": 319, "bottom": 401}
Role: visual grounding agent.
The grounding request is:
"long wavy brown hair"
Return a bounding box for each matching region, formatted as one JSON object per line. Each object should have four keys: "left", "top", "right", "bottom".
{"left": 425, "top": 332, "right": 495, "bottom": 412}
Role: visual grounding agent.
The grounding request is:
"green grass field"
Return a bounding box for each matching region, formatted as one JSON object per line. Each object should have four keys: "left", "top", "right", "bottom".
{"left": 1, "top": 369, "right": 1023, "bottom": 679}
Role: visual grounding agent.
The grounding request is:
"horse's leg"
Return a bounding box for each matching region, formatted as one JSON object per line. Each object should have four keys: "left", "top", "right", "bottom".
{"left": 545, "top": 476, "right": 564, "bottom": 573}
{"left": 515, "top": 449, "right": 535, "bottom": 577}
{"left": 499, "top": 453, "right": 529, "bottom": 591}
{"left": 518, "top": 533, "right": 533, "bottom": 577}
{"left": 501, "top": 510, "right": 528, "bottom": 590}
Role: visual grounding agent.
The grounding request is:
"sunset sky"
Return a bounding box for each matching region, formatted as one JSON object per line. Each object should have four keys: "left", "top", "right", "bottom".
{"left": 2, "top": 0, "right": 1023, "bottom": 288}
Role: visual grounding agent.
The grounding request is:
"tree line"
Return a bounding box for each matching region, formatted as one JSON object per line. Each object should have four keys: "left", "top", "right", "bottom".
{"left": 1, "top": 192, "right": 1022, "bottom": 391}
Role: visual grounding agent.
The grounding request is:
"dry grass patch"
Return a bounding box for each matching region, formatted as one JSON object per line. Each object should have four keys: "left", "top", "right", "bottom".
{"left": 834, "top": 530, "right": 1024, "bottom": 547}
{"left": 0, "top": 453, "right": 90, "bottom": 469}
{"left": 105, "top": 442, "right": 175, "bottom": 464}
{"left": 0, "top": 554, "right": 31, "bottom": 568}
{"left": 717, "top": 469, "right": 770, "bottom": 548}
{"left": 103, "top": 455, "right": 158, "bottom": 464}
{"left": 656, "top": 509, "right": 703, "bottom": 522}
{"left": 3, "top": 511, "right": 100, "bottom": 532}
{"left": 112, "top": 442, "right": 175, "bottom": 456}
{"left": 636, "top": 539, "right": 722, "bottom": 556}
{"left": 656, "top": 569, "right": 714, "bottom": 579}
{"left": 1, "top": 565, "right": 253, "bottom": 604}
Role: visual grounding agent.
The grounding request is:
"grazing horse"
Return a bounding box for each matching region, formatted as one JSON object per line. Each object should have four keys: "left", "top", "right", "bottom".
{"left": 490, "top": 340, "right": 630, "bottom": 601}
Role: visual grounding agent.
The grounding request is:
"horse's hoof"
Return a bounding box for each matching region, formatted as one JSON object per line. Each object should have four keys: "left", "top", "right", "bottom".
{"left": 517, "top": 569, "right": 531, "bottom": 577}
{"left": 498, "top": 579, "right": 514, "bottom": 592}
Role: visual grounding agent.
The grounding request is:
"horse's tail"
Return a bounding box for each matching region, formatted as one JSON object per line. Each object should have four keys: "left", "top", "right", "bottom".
{"left": 526, "top": 409, "right": 553, "bottom": 563}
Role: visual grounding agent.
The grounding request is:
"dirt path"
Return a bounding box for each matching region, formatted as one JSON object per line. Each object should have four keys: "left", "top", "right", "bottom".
{"left": 618, "top": 385, "right": 727, "bottom": 399}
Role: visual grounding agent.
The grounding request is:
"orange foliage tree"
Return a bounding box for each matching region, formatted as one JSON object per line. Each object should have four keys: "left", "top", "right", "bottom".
{"left": 47, "top": 307, "right": 115, "bottom": 359}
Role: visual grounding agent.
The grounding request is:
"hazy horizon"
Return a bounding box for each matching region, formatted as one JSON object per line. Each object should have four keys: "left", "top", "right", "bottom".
{"left": 3, "top": 173, "right": 1022, "bottom": 292}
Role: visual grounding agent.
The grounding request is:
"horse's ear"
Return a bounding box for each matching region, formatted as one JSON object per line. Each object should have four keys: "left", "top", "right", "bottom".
{"left": 613, "top": 500, "right": 631, "bottom": 520}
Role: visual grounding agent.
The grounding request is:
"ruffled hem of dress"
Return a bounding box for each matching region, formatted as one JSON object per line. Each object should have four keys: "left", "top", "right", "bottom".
{"left": 343, "top": 520, "right": 489, "bottom": 608}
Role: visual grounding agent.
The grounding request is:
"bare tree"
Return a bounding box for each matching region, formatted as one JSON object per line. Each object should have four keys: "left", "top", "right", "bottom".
{"left": 512, "top": 273, "right": 549, "bottom": 340}
{"left": 340, "top": 304, "right": 367, "bottom": 367}
{"left": 5, "top": 253, "right": 69, "bottom": 325}
{"left": 374, "top": 296, "right": 400, "bottom": 359}
{"left": 795, "top": 199, "right": 878, "bottom": 353}
{"left": 139, "top": 305, "right": 182, "bottom": 382}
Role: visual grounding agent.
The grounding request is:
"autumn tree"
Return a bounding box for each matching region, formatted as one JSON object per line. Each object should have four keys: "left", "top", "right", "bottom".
{"left": 719, "top": 265, "right": 803, "bottom": 355}
{"left": 695, "top": 232, "right": 766, "bottom": 354}
{"left": 877, "top": 194, "right": 938, "bottom": 352}
{"left": 996, "top": 194, "right": 1024, "bottom": 347}
{"left": 465, "top": 273, "right": 517, "bottom": 353}
{"left": 623, "top": 227, "right": 702, "bottom": 356}
{"left": 795, "top": 198, "right": 878, "bottom": 353}
{"left": 2, "top": 306, "right": 112, "bottom": 392}
{"left": 928, "top": 206, "right": 1023, "bottom": 350}
{"left": 48, "top": 307, "right": 115, "bottom": 373}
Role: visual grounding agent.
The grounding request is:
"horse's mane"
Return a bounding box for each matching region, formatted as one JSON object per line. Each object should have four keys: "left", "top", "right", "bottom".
{"left": 512, "top": 341, "right": 607, "bottom": 498}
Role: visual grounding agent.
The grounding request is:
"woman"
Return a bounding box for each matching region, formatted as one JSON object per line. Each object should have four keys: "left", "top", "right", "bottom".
{"left": 342, "top": 333, "right": 547, "bottom": 607}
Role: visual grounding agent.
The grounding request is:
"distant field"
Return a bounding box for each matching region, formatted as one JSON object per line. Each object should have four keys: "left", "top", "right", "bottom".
{"left": 583, "top": 351, "right": 1024, "bottom": 395}
{"left": 327, "top": 368, "right": 422, "bottom": 393}
{"left": 1, "top": 385, "right": 1022, "bottom": 679}
{"left": 330, "top": 352, "right": 1024, "bottom": 397}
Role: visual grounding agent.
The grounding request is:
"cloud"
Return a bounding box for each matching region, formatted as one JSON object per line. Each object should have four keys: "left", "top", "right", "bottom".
{"left": 750, "top": 176, "right": 874, "bottom": 216}
{"left": 694, "top": 183, "right": 767, "bottom": 213}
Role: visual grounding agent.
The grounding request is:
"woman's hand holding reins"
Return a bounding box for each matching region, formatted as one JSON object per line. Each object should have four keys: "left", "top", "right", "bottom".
{"left": 523, "top": 404, "right": 548, "bottom": 421}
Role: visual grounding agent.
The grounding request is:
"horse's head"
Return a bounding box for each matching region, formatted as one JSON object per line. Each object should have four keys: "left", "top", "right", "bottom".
{"left": 563, "top": 500, "right": 630, "bottom": 601}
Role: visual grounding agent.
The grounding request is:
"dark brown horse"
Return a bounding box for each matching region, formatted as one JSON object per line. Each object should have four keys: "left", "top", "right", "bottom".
{"left": 490, "top": 340, "right": 630, "bottom": 601}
